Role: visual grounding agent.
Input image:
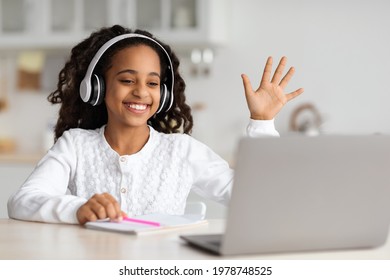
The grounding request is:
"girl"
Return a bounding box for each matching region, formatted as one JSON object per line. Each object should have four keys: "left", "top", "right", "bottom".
{"left": 7, "top": 25, "right": 303, "bottom": 225}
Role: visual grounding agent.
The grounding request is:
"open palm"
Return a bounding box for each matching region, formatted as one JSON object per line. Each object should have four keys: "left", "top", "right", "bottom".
{"left": 242, "top": 56, "right": 304, "bottom": 120}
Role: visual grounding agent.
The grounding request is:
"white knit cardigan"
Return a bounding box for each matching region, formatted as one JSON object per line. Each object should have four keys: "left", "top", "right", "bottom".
{"left": 7, "top": 119, "right": 279, "bottom": 224}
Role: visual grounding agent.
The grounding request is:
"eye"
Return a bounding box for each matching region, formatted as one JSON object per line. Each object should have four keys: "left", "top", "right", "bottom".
{"left": 148, "top": 81, "right": 159, "bottom": 87}
{"left": 119, "top": 79, "right": 134, "bottom": 84}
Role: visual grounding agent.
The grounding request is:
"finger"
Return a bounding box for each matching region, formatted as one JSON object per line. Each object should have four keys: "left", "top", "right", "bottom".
{"left": 77, "top": 206, "right": 98, "bottom": 225}
{"left": 241, "top": 74, "right": 253, "bottom": 96}
{"left": 88, "top": 199, "right": 109, "bottom": 219}
{"left": 260, "top": 56, "right": 273, "bottom": 85}
{"left": 93, "top": 193, "right": 120, "bottom": 220}
{"left": 286, "top": 88, "right": 304, "bottom": 102}
{"left": 279, "top": 67, "right": 295, "bottom": 89}
{"left": 102, "top": 193, "right": 122, "bottom": 219}
{"left": 271, "top": 56, "right": 287, "bottom": 84}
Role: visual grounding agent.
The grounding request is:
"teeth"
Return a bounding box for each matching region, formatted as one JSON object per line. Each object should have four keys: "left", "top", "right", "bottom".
{"left": 127, "top": 103, "right": 147, "bottom": 110}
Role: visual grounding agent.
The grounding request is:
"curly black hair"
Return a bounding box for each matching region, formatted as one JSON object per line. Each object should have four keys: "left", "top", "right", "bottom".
{"left": 48, "top": 25, "right": 193, "bottom": 141}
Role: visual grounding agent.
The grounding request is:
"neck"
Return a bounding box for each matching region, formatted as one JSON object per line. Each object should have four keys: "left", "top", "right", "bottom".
{"left": 104, "top": 124, "right": 150, "bottom": 156}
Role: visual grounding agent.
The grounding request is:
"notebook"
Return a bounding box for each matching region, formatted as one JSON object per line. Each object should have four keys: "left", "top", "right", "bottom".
{"left": 180, "top": 135, "right": 390, "bottom": 255}
{"left": 85, "top": 213, "right": 207, "bottom": 235}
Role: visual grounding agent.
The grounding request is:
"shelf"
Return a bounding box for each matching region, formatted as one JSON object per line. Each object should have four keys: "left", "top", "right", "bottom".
{"left": 0, "top": 0, "right": 229, "bottom": 51}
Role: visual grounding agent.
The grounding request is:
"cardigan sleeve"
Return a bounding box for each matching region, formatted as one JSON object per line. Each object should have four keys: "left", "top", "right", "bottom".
{"left": 186, "top": 137, "right": 234, "bottom": 206}
{"left": 7, "top": 130, "right": 87, "bottom": 224}
{"left": 187, "top": 119, "right": 279, "bottom": 205}
{"left": 246, "top": 118, "right": 280, "bottom": 137}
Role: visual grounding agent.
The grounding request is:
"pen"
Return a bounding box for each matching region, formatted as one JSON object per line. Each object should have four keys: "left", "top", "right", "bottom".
{"left": 123, "top": 216, "right": 161, "bottom": 227}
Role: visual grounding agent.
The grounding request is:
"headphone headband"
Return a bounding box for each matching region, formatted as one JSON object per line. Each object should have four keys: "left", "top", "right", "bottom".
{"left": 79, "top": 33, "right": 174, "bottom": 113}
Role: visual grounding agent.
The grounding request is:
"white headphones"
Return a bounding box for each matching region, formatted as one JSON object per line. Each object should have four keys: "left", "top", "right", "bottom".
{"left": 79, "top": 33, "right": 174, "bottom": 114}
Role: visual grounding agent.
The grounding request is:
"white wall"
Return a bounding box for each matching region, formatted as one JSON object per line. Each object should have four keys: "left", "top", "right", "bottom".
{"left": 2, "top": 0, "right": 390, "bottom": 159}
{"left": 185, "top": 0, "right": 390, "bottom": 162}
{"left": 0, "top": 163, "right": 35, "bottom": 218}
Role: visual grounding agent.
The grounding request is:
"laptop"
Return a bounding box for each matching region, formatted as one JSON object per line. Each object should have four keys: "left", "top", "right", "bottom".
{"left": 180, "top": 135, "right": 390, "bottom": 255}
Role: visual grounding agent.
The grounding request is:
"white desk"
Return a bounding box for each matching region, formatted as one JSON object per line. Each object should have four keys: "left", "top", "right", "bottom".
{"left": 1, "top": 219, "right": 389, "bottom": 260}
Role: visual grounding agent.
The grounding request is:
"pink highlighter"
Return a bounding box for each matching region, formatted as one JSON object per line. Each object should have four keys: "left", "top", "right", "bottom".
{"left": 122, "top": 216, "right": 161, "bottom": 227}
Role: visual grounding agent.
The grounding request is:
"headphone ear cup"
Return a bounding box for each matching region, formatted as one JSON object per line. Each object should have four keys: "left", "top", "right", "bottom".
{"left": 157, "top": 83, "right": 170, "bottom": 114}
{"left": 90, "top": 74, "right": 105, "bottom": 106}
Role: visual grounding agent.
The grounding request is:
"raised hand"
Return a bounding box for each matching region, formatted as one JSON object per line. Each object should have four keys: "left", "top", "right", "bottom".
{"left": 241, "top": 56, "right": 304, "bottom": 120}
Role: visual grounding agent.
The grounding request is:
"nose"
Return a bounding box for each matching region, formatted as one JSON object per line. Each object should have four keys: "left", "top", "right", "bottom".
{"left": 132, "top": 83, "right": 149, "bottom": 99}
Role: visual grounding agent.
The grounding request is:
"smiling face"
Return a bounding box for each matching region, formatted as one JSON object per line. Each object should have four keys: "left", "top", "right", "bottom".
{"left": 104, "top": 44, "right": 162, "bottom": 131}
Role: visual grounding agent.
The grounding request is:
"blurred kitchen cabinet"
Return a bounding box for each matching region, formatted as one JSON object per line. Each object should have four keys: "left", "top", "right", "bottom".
{"left": 0, "top": 0, "right": 126, "bottom": 49}
{"left": 0, "top": 0, "right": 228, "bottom": 50}
{"left": 131, "top": 0, "right": 229, "bottom": 50}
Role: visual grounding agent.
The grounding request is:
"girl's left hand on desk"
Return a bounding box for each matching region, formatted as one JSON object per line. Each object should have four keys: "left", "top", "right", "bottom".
{"left": 241, "top": 56, "right": 304, "bottom": 120}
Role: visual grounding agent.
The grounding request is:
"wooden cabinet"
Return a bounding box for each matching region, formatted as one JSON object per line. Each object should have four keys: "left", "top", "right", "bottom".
{"left": 0, "top": 0, "right": 228, "bottom": 50}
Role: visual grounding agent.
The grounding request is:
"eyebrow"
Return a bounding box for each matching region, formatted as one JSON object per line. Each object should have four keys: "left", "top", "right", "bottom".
{"left": 116, "top": 69, "right": 160, "bottom": 78}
